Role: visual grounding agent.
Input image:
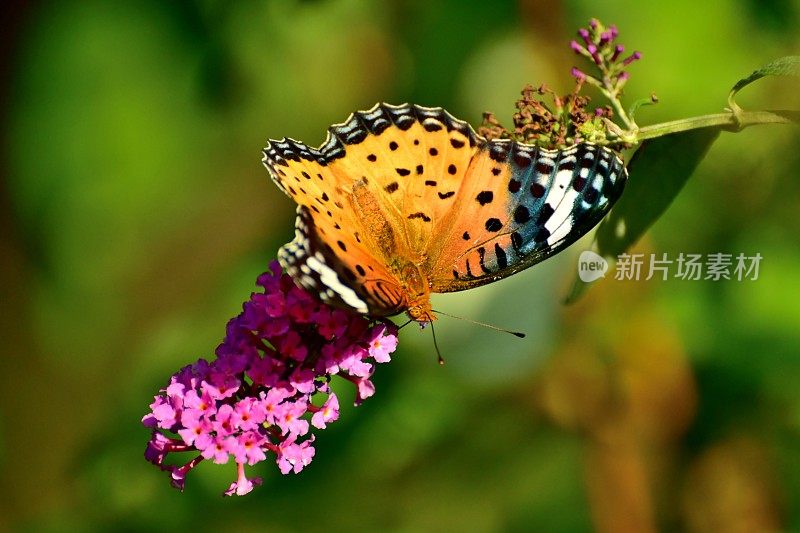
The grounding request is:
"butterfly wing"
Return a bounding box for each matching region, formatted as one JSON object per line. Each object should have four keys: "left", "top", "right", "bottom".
{"left": 264, "top": 103, "right": 627, "bottom": 310}
{"left": 262, "top": 103, "right": 481, "bottom": 315}
{"left": 427, "top": 141, "right": 627, "bottom": 292}
{"left": 314, "top": 103, "right": 481, "bottom": 257}
{"left": 278, "top": 205, "right": 406, "bottom": 315}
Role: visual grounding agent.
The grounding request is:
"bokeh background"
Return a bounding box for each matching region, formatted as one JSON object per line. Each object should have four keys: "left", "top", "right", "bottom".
{"left": 2, "top": 1, "right": 800, "bottom": 531}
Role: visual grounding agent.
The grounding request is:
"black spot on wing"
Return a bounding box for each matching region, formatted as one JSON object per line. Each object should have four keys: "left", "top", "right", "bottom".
{"left": 536, "top": 161, "right": 553, "bottom": 175}
{"left": 485, "top": 218, "right": 502, "bottom": 232}
{"left": 478, "top": 247, "right": 490, "bottom": 273}
{"left": 514, "top": 205, "right": 531, "bottom": 224}
{"left": 513, "top": 151, "right": 532, "bottom": 168}
{"left": 534, "top": 227, "right": 551, "bottom": 242}
{"left": 530, "top": 183, "right": 545, "bottom": 198}
{"left": 494, "top": 243, "right": 508, "bottom": 269}
{"left": 489, "top": 142, "right": 509, "bottom": 162}
{"left": 422, "top": 119, "right": 443, "bottom": 132}
{"left": 476, "top": 191, "right": 493, "bottom": 205}
{"left": 408, "top": 212, "right": 431, "bottom": 222}
{"left": 510, "top": 231, "right": 523, "bottom": 251}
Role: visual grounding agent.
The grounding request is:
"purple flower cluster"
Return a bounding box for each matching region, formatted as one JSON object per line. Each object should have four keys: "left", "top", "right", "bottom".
{"left": 142, "top": 261, "right": 398, "bottom": 496}
{"left": 570, "top": 18, "right": 641, "bottom": 89}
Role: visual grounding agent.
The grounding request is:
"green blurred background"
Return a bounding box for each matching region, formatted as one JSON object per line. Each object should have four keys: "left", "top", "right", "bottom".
{"left": 2, "top": 1, "right": 799, "bottom": 531}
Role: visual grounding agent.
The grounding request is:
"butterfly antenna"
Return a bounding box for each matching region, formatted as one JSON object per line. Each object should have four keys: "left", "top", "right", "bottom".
{"left": 429, "top": 320, "right": 445, "bottom": 365}
{"left": 432, "top": 310, "right": 526, "bottom": 338}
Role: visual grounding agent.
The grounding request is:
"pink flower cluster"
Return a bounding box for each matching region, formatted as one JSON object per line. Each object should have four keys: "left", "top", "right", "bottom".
{"left": 569, "top": 18, "right": 641, "bottom": 89}
{"left": 143, "top": 261, "right": 398, "bottom": 496}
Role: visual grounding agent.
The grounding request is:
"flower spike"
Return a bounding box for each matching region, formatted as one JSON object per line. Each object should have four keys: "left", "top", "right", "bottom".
{"left": 143, "top": 261, "right": 398, "bottom": 496}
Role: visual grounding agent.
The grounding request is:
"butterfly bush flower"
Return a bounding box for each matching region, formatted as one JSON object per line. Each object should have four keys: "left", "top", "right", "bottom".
{"left": 142, "top": 261, "right": 398, "bottom": 496}
{"left": 569, "top": 18, "right": 640, "bottom": 90}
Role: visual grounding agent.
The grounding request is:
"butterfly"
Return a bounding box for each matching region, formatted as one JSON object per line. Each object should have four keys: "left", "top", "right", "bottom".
{"left": 262, "top": 103, "right": 627, "bottom": 324}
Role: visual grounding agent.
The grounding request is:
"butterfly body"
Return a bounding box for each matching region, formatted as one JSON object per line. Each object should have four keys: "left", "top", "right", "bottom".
{"left": 263, "top": 103, "right": 627, "bottom": 323}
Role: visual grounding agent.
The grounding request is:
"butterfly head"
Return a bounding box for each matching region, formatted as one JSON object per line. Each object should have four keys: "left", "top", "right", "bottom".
{"left": 407, "top": 300, "right": 435, "bottom": 324}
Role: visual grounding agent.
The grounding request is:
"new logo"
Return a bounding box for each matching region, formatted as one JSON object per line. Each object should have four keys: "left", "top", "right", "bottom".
{"left": 578, "top": 250, "right": 609, "bottom": 282}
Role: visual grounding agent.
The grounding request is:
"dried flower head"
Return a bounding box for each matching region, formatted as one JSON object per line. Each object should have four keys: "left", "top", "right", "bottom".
{"left": 478, "top": 83, "right": 612, "bottom": 149}
{"left": 480, "top": 18, "right": 644, "bottom": 149}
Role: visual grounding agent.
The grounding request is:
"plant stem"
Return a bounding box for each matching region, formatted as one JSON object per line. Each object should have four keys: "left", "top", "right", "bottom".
{"left": 608, "top": 89, "right": 635, "bottom": 130}
{"left": 635, "top": 110, "right": 798, "bottom": 142}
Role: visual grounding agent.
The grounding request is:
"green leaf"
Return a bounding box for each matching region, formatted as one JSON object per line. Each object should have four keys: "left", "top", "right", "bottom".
{"left": 728, "top": 56, "right": 800, "bottom": 114}
{"left": 564, "top": 127, "right": 721, "bottom": 304}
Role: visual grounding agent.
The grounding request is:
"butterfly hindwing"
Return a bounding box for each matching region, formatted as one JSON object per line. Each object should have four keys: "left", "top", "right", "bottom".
{"left": 278, "top": 206, "right": 408, "bottom": 316}
{"left": 429, "top": 141, "right": 627, "bottom": 292}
